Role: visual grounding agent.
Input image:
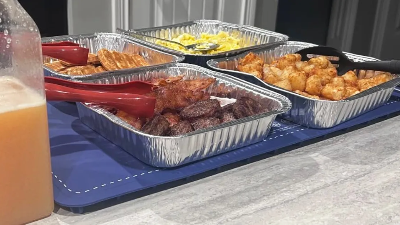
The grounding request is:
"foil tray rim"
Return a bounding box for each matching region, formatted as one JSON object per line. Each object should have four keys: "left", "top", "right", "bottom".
{"left": 79, "top": 62, "right": 292, "bottom": 139}
{"left": 41, "top": 32, "right": 185, "bottom": 81}
{"left": 119, "top": 19, "right": 289, "bottom": 57}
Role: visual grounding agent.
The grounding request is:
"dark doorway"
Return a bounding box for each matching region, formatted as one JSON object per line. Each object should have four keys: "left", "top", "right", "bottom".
{"left": 19, "top": 0, "right": 68, "bottom": 37}
{"left": 275, "top": 0, "right": 333, "bottom": 45}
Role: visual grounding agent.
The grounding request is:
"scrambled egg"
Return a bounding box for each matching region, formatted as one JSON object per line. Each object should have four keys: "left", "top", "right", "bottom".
{"left": 155, "top": 31, "right": 242, "bottom": 54}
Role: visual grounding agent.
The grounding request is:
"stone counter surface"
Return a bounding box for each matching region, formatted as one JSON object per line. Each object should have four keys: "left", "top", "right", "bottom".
{"left": 32, "top": 116, "right": 400, "bottom": 225}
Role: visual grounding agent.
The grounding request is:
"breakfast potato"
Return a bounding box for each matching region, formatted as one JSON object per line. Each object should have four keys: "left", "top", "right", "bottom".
{"left": 344, "top": 86, "right": 360, "bottom": 99}
{"left": 305, "top": 75, "right": 323, "bottom": 96}
{"left": 294, "top": 90, "right": 320, "bottom": 100}
{"left": 271, "top": 54, "right": 301, "bottom": 70}
{"left": 342, "top": 71, "right": 358, "bottom": 87}
{"left": 273, "top": 79, "right": 292, "bottom": 91}
{"left": 238, "top": 64, "right": 263, "bottom": 79}
{"left": 263, "top": 64, "right": 283, "bottom": 79}
{"left": 321, "top": 83, "right": 346, "bottom": 101}
{"left": 238, "top": 52, "right": 263, "bottom": 79}
{"left": 371, "top": 73, "right": 392, "bottom": 84}
{"left": 263, "top": 73, "right": 281, "bottom": 84}
{"left": 308, "top": 56, "right": 333, "bottom": 69}
{"left": 281, "top": 66, "right": 297, "bottom": 80}
{"left": 288, "top": 71, "right": 307, "bottom": 92}
{"left": 309, "top": 67, "right": 337, "bottom": 78}
{"left": 331, "top": 77, "right": 345, "bottom": 88}
{"left": 295, "top": 61, "right": 316, "bottom": 75}
{"left": 357, "top": 79, "right": 375, "bottom": 92}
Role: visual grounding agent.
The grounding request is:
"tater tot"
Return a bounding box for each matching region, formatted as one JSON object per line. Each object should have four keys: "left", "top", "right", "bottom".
{"left": 281, "top": 66, "right": 297, "bottom": 80}
{"left": 288, "top": 71, "right": 307, "bottom": 92}
{"left": 357, "top": 74, "right": 391, "bottom": 91}
{"left": 263, "top": 64, "right": 283, "bottom": 77}
{"left": 308, "top": 56, "right": 331, "bottom": 69}
{"left": 271, "top": 54, "right": 301, "bottom": 70}
{"left": 239, "top": 52, "right": 262, "bottom": 65}
{"left": 321, "top": 83, "right": 346, "bottom": 101}
{"left": 357, "top": 79, "right": 375, "bottom": 92}
{"left": 309, "top": 67, "right": 337, "bottom": 78}
{"left": 371, "top": 73, "right": 392, "bottom": 85}
{"left": 248, "top": 70, "right": 263, "bottom": 79}
{"left": 263, "top": 73, "right": 281, "bottom": 84}
{"left": 238, "top": 64, "right": 263, "bottom": 79}
{"left": 331, "top": 77, "right": 345, "bottom": 87}
{"left": 270, "top": 66, "right": 283, "bottom": 76}
{"left": 342, "top": 70, "right": 358, "bottom": 87}
{"left": 303, "top": 64, "right": 316, "bottom": 75}
{"left": 273, "top": 79, "right": 292, "bottom": 91}
{"left": 319, "top": 75, "right": 333, "bottom": 86}
{"left": 305, "top": 75, "right": 323, "bottom": 96}
{"left": 295, "top": 61, "right": 308, "bottom": 71}
{"left": 294, "top": 90, "right": 320, "bottom": 100}
{"left": 324, "top": 67, "right": 338, "bottom": 78}
{"left": 343, "top": 86, "right": 360, "bottom": 99}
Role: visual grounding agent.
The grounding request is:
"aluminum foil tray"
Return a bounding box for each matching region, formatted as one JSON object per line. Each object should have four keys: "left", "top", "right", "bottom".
{"left": 42, "top": 32, "right": 185, "bottom": 81}
{"left": 207, "top": 41, "right": 400, "bottom": 128}
{"left": 76, "top": 63, "right": 291, "bottom": 167}
{"left": 117, "top": 20, "right": 288, "bottom": 67}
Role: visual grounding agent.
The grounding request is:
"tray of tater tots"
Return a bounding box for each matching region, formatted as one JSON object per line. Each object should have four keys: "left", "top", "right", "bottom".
{"left": 42, "top": 33, "right": 184, "bottom": 81}
{"left": 207, "top": 41, "right": 400, "bottom": 128}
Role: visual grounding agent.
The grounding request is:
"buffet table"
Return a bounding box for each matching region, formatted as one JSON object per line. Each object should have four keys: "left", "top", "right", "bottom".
{"left": 32, "top": 114, "right": 400, "bottom": 225}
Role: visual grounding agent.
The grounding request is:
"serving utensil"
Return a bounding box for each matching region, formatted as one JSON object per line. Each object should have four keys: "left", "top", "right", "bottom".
{"left": 42, "top": 41, "right": 89, "bottom": 65}
{"left": 296, "top": 46, "right": 400, "bottom": 75}
{"left": 119, "top": 29, "right": 220, "bottom": 52}
{"left": 45, "top": 82, "right": 156, "bottom": 118}
{"left": 45, "top": 76, "right": 153, "bottom": 95}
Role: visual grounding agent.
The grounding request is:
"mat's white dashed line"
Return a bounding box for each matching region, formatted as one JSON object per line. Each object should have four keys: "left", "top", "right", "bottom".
{"left": 271, "top": 124, "right": 301, "bottom": 134}
{"left": 52, "top": 169, "right": 160, "bottom": 194}
{"left": 52, "top": 101, "right": 399, "bottom": 195}
{"left": 268, "top": 128, "right": 305, "bottom": 140}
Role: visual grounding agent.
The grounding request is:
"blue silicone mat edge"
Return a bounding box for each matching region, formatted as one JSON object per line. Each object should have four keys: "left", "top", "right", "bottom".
{"left": 48, "top": 91, "right": 400, "bottom": 213}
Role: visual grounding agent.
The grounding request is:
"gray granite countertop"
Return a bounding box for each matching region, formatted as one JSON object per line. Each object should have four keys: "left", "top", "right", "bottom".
{"left": 31, "top": 116, "right": 400, "bottom": 225}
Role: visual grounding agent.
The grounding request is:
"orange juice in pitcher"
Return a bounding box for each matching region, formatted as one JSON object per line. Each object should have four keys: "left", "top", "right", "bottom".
{"left": 0, "top": 0, "right": 54, "bottom": 224}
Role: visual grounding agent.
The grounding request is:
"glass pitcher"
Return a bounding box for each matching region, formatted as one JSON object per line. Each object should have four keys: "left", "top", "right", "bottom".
{"left": 0, "top": 0, "right": 54, "bottom": 224}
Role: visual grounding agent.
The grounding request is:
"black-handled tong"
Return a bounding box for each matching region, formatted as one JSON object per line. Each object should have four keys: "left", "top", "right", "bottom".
{"left": 296, "top": 46, "right": 400, "bottom": 75}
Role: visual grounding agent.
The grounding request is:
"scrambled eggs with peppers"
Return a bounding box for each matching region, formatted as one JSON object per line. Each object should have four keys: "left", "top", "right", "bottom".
{"left": 155, "top": 31, "right": 242, "bottom": 54}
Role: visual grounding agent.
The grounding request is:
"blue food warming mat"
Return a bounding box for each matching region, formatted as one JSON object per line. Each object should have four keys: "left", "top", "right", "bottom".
{"left": 50, "top": 91, "right": 400, "bottom": 213}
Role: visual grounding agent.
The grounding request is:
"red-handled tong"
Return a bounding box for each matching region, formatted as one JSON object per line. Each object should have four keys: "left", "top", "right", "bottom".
{"left": 45, "top": 77, "right": 156, "bottom": 117}
{"left": 46, "top": 82, "right": 156, "bottom": 118}
{"left": 42, "top": 41, "right": 89, "bottom": 65}
{"left": 45, "top": 77, "right": 154, "bottom": 95}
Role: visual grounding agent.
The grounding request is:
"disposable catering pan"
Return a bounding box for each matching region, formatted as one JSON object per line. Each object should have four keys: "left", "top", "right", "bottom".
{"left": 76, "top": 63, "right": 291, "bottom": 168}
{"left": 207, "top": 41, "right": 400, "bottom": 128}
{"left": 42, "top": 32, "right": 184, "bottom": 81}
{"left": 117, "top": 20, "right": 288, "bottom": 67}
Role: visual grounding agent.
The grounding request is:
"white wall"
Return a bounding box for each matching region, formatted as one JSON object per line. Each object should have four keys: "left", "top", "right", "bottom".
{"left": 67, "top": 0, "right": 113, "bottom": 34}
{"left": 68, "top": 0, "right": 257, "bottom": 35}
